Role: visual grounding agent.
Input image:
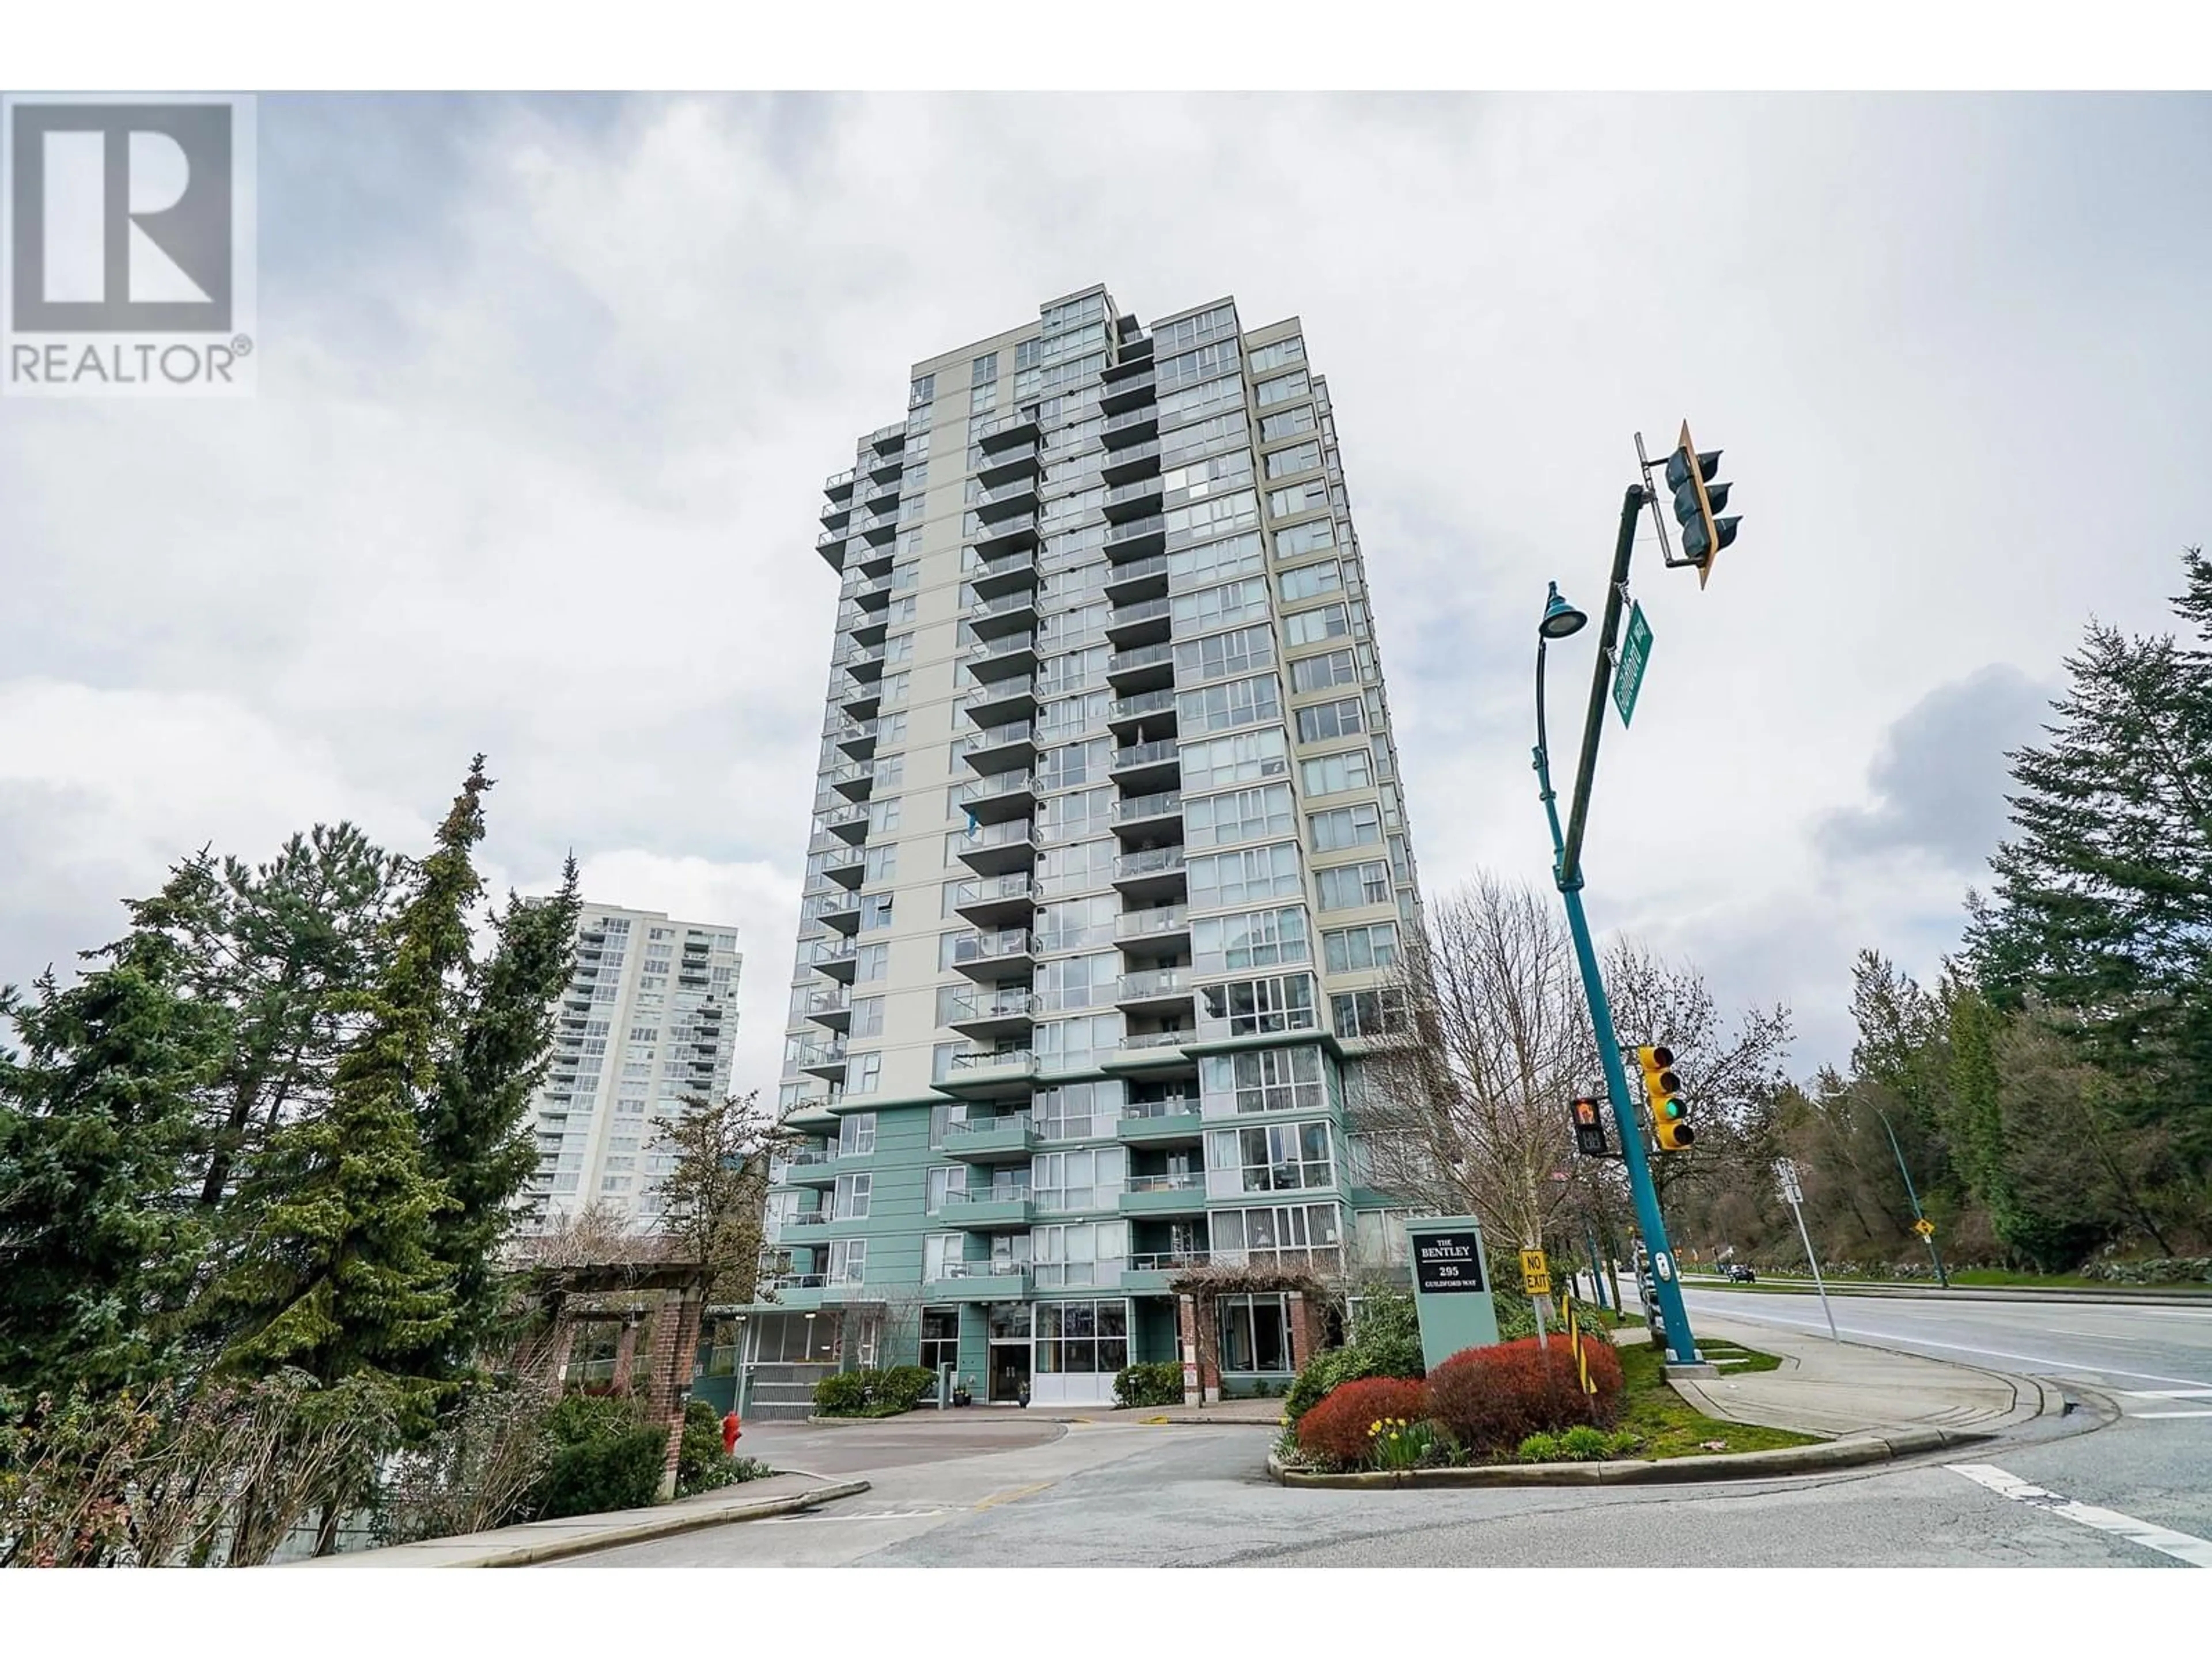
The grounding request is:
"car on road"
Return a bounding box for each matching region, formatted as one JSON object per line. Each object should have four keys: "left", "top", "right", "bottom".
{"left": 1722, "top": 1264, "right": 1757, "bottom": 1283}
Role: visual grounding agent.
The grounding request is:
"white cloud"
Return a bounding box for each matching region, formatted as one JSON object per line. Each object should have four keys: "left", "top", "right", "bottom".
{"left": 3, "top": 93, "right": 2206, "bottom": 1085}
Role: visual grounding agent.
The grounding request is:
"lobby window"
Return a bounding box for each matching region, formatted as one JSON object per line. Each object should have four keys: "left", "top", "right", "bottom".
{"left": 1216, "top": 1293, "right": 1291, "bottom": 1373}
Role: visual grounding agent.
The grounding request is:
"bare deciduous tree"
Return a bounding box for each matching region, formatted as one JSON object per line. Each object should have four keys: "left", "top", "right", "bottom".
{"left": 651, "top": 1089, "right": 798, "bottom": 1305}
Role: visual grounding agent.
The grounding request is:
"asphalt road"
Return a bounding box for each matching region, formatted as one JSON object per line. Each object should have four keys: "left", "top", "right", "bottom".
{"left": 559, "top": 1293, "right": 2212, "bottom": 1570}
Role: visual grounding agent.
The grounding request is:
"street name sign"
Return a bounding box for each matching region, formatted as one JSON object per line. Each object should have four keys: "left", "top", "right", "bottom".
{"left": 1612, "top": 601, "right": 1653, "bottom": 726}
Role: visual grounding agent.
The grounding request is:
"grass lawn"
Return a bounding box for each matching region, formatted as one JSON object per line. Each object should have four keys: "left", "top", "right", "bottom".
{"left": 1694, "top": 1336, "right": 1782, "bottom": 1374}
{"left": 1613, "top": 1341, "right": 1819, "bottom": 1459}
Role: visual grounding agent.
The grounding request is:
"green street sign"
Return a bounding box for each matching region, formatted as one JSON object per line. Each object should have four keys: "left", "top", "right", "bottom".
{"left": 1612, "top": 602, "right": 1653, "bottom": 727}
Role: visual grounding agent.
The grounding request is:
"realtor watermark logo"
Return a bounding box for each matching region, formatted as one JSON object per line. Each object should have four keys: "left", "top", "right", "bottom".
{"left": 3, "top": 93, "right": 256, "bottom": 397}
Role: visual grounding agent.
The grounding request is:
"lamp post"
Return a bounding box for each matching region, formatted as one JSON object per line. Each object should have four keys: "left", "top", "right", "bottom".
{"left": 1868, "top": 1104, "right": 1949, "bottom": 1287}
{"left": 1531, "top": 491, "right": 1700, "bottom": 1368}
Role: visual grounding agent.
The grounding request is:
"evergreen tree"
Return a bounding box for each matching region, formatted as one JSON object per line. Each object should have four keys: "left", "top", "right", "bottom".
{"left": 1965, "top": 547, "right": 2212, "bottom": 1175}
{"left": 412, "top": 857, "right": 582, "bottom": 1371}
{"left": 122, "top": 827, "right": 405, "bottom": 1210}
{"left": 196, "top": 760, "right": 494, "bottom": 1434}
{"left": 0, "top": 932, "right": 228, "bottom": 1397}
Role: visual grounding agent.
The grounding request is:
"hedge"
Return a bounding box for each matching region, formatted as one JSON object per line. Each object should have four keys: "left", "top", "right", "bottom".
{"left": 1113, "top": 1362, "right": 1184, "bottom": 1408}
{"left": 1425, "top": 1335, "right": 1623, "bottom": 1456}
{"left": 1294, "top": 1377, "right": 1432, "bottom": 1465}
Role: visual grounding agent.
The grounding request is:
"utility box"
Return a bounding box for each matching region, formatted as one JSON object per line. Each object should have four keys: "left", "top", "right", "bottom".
{"left": 1404, "top": 1215, "right": 1501, "bottom": 1372}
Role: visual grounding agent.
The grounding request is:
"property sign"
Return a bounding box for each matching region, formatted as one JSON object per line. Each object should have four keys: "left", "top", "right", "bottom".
{"left": 1521, "top": 1249, "right": 1551, "bottom": 1296}
{"left": 1413, "top": 1230, "right": 1488, "bottom": 1294}
{"left": 1612, "top": 602, "right": 1653, "bottom": 726}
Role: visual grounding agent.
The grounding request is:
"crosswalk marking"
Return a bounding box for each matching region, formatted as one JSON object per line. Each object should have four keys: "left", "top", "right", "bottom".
{"left": 1948, "top": 1463, "right": 2212, "bottom": 1568}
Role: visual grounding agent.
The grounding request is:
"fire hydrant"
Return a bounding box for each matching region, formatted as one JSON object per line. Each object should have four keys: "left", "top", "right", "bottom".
{"left": 722, "top": 1409, "right": 743, "bottom": 1456}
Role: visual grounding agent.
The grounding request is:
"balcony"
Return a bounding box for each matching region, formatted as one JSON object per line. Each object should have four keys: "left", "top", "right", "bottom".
{"left": 839, "top": 568, "right": 892, "bottom": 607}
{"left": 939, "top": 1188, "right": 1034, "bottom": 1229}
{"left": 802, "top": 986, "right": 851, "bottom": 1031}
{"left": 1110, "top": 844, "right": 1187, "bottom": 899}
{"left": 1119, "top": 1172, "right": 1209, "bottom": 1218}
{"left": 849, "top": 506, "right": 900, "bottom": 542}
{"left": 844, "top": 537, "right": 896, "bottom": 581}
{"left": 841, "top": 604, "right": 889, "bottom": 648}
{"left": 808, "top": 935, "right": 859, "bottom": 982}
{"left": 821, "top": 802, "right": 870, "bottom": 845}
{"left": 1111, "top": 790, "right": 1183, "bottom": 836}
{"left": 823, "top": 467, "right": 857, "bottom": 499}
{"left": 972, "top": 405, "right": 1043, "bottom": 450}
{"left": 819, "top": 845, "right": 866, "bottom": 892}
{"left": 1099, "top": 438, "right": 1161, "bottom": 489}
{"left": 815, "top": 891, "right": 862, "bottom": 935}
{"left": 832, "top": 717, "right": 878, "bottom": 762}
{"left": 759, "top": 1273, "right": 828, "bottom": 1309}
{"left": 838, "top": 676, "right": 881, "bottom": 722}
{"left": 968, "top": 513, "right": 1040, "bottom": 559}
{"left": 1122, "top": 1249, "right": 1211, "bottom": 1293}
{"left": 1109, "top": 736, "right": 1180, "bottom": 793}
{"left": 972, "top": 441, "right": 1041, "bottom": 484}
{"left": 1104, "top": 1028, "right": 1197, "bottom": 1070}
{"left": 862, "top": 438, "right": 906, "bottom": 477}
{"left": 969, "top": 474, "right": 1041, "bottom": 518}
{"left": 937, "top": 1053, "right": 1042, "bottom": 1104}
{"left": 1116, "top": 967, "right": 1194, "bottom": 1014}
{"left": 1102, "top": 553, "right": 1169, "bottom": 606}
{"left": 835, "top": 641, "right": 887, "bottom": 681}
{"left": 1103, "top": 512, "right": 1166, "bottom": 562}
{"left": 815, "top": 535, "right": 847, "bottom": 574}
{"left": 778, "top": 1150, "right": 839, "bottom": 1187}
{"left": 953, "top": 817, "right": 1040, "bottom": 877}
{"left": 1102, "top": 402, "right": 1160, "bottom": 448}
{"left": 819, "top": 496, "right": 853, "bottom": 530}
{"left": 1115, "top": 903, "right": 1191, "bottom": 952}
{"left": 827, "top": 760, "right": 875, "bottom": 802}
{"left": 968, "top": 548, "right": 1039, "bottom": 601}
{"left": 1105, "top": 596, "right": 1173, "bottom": 650}
{"left": 923, "top": 1262, "right": 1032, "bottom": 1299}
{"left": 960, "top": 719, "right": 1037, "bottom": 774}
{"left": 1107, "top": 687, "right": 1177, "bottom": 735}
{"left": 956, "top": 769, "right": 1039, "bottom": 825}
{"left": 1103, "top": 472, "right": 1165, "bottom": 520}
{"left": 952, "top": 873, "right": 1037, "bottom": 929}
{"left": 1098, "top": 368, "right": 1156, "bottom": 414}
{"left": 947, "top": 927, "right": 1037, "bottom": 982}
{"left": 797, "top": 1039, "right": 850, "bottom": 1081}
{"left": 968, "top": 587, "right": 1040, "bottom": 639}
{"left": 946, "top": 990, "right": 1040, "bottom": 1041}
{"left": 962, "top": 673, "right": 1040, "bottom": 731}
{"left": 1116, "top": 1103, "right": 1205, "bottom": 1146}
{"left": 1105, "top": 641, "right": 1174, "bottom": 694}
{"left": 964, "top": 631, "right": 1038, "bottom": 683}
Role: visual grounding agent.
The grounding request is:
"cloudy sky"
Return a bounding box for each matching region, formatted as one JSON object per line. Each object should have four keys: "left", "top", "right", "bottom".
{"left": 3, "top": 92, "right": 2207, "bottom": 1098}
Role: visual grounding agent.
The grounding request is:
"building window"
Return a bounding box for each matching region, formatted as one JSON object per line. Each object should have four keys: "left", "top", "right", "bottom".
{"left": 1166, "top": 529, "right": 1264, "bottom": 588}
{"left": 1289, "top": 647, "right": 1360, "bottom": 694}
{"left": 1173, "top": 623, "right": 1275, "bottom": 685}
{"left": 1169, "top": 575, "right": 1270, "bottom": 636}
{"left": 855, "top": 942, "right": 891, "bottom": 982}
{"left": 1255, "top": 370, "right": 1309, "bottom": 408}
{"left": 832, "top": 1172, "right": 872, "bottom": 1220}
{"left": 1201, "top": 1044, "right": 1328, "bottom": 1115}
{"left": 1179, "top": 726, "right": 1289, "bottom": 791}
{"left": 1296, "top": 696, "right": 1366, "bottom": 744}
{"left": 1216, "top": 1293, "right": 1291, "bottom": 1372}
{"left": 850, "top": 995, "right": 886, "bottom": 1039}
{"left": 1275, "top": 518, "right": 1338, "bottom": 560}
{"left": 1191, "top": 905, "right": 1310, "bottom": 974}
{"left": 1188, "top": 842, "right": 1302, "bottom": 910}
{"left": 828, "top": 1238, "right": 868, "bottom": 1286}
{"left": 1036, "top": 1299, "right": 1130, "bottom": 1374}
{"left": 847, "top": 1052, "right": 882, "bottom": 1094}
{"left": 1260, "top": 404, "right": 1317, "bottom": 442}
{"left": 1301, "top": 748, "right": 1374, "bottom": 797}
{"left": 1323, "top": 921, "right": 1400, "bottom": 974}
{"left": 1033, "top": 1146, "right": 1127, "bottom": 1213}
{"left": 1315, "top": 859, "right": 1394, "bottom": 912}
{"left": 838, "top": 1112, "right": 878, "bottom": 1156}
{"left": 1033, "top": 1222, "right": 1130, "bottom": 1289}
{"left": 1183, "top": 783, "right": 1294, "bottom": 849}
{"left": 910, "top": 373, "right": 935, "bottom": 408}
{"left": 1308, "top": 802, "right": 1383, "bottom": 853}
{"left": 1200, "top": 973, "right": 1317, "bottom": 1036}
{"left": 1278, "top": 560, "right": 1343, "bottom": 607}
{"left": 1175, "top": 672, "right": 1281, "bottom": 737}
{"left": 921, "top": 1306, "right": 961, "bottom": 1371}
{"left": 1211, "top": 1203, "right": 1341, "bottom": 1272}
{"left": 1207, "top": 1121, "right": 1333, "bottom": 1196}
{"left": 1332, "top": 987, "right": 1411, "bottom": 1039}
{"left": 1264, "top": 440, "right": 1323, "bottom": 480}
{"left": 1248, "top": 336, "right": 1305, "bottom": 375}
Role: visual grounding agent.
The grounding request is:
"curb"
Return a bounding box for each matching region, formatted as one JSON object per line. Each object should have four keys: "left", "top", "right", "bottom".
{"left": 1266, "top": 1427, "right": 1995, "bottom": 1490}
{"left": 1683, "top": 1282, "right": 2212, "bottom": 1307}
{"left": 285, "top": 1479, "right": 873, "bottom": 1569}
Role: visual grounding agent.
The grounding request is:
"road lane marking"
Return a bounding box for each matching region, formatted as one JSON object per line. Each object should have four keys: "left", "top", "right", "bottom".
{"left": 2134, "top": 1411, "right": 2212, "bottom": 1419}
{"left": 1946, "top": 1463, "right": 2212, "bottom": 1567}
{"left": 2121, "top": 1389, "right": 2212, "bottom": 1399}
{"left": 975, "top": 1481, "right": 1053, "bottom": 1510}
{"left": 1677, "top": 1300, "right": 2212, "bottom": 1389}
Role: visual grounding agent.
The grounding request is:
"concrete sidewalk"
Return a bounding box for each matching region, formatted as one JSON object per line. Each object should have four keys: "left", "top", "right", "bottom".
{"left": 278, "top": 1471, "right": 870, "bottom": 1569}
{"left": 1656, "top": 1312, "right": 2061, "bottom": 1441}
{"left": 1024, "top": 1397, "right": 1284, "bottom": 1425}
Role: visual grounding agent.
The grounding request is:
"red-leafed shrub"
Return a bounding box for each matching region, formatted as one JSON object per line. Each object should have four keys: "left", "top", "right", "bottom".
{"left": 1424, "top": 1336, "right": 1624, "bottom": 1455}
{"left": 1294, "top": 1376, "right": 1433, "bottom": 1466}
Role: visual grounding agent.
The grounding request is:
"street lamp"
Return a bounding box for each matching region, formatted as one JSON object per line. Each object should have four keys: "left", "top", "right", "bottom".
{"left": 1531, "top": 497, "right": 1702, "bottom": 1369}
{"left": 1866, "top": 1104, "right": 1949, "bottom": 1288}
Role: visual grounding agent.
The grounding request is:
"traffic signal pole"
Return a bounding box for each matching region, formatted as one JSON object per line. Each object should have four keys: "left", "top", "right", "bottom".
{"left": 1534, "top": 485, "right": 1701, "bottom": 1367}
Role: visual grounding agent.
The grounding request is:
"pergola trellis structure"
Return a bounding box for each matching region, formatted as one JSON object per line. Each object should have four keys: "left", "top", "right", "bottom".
{"left": 1165, "top": 1262, "right": 1332, "bottom": 1406}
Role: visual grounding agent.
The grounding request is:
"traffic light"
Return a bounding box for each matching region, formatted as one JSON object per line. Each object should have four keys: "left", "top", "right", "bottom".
{"left": 1665, "top": 420, "right": 1740, "bottom": 589}
{"left": 1637, "top": 1043, "right": 1695, "bottom": 1152}
{"left": 1570, "top": 1096, "right": 1609, "bottom": 1158}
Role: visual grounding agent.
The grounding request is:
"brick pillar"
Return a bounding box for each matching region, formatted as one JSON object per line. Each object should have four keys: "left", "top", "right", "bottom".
{"left": 1179, "top": 1292, "right": 1220, "bottom": 1404}
{"left": 645, "top": 1289, "right": 704, "bottom": 1502}
{"left": 611, "top": 1316, "right": 641, "bottom": 1396}
{"left": 1285, "top": 1291, "right": 1326, "bottom": 1373}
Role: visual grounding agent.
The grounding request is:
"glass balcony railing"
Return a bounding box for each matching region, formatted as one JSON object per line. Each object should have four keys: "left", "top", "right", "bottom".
{"left": 1115, "top": 905, "right": 1188, "bottom": 940}
{"left": 1113, "top": 790, "right": 1183, "bottom": 824}
{"left": 1113, "top": 846, "right": 1186, "bottom": 878}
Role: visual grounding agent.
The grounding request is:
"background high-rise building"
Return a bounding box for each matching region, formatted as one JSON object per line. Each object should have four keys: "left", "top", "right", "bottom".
{"left": 752, "top": 285, "right": 1425, "bottom": 1408}
{"left": 524, "top": 903, "right": 743, "bottom": 1230}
